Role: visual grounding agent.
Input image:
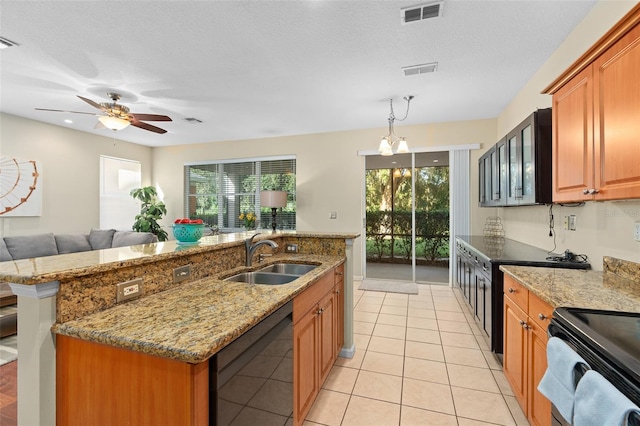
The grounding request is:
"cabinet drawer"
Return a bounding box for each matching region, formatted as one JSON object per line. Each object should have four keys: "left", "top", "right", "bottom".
{"left": 529, "top": 292, "right": 553, "bottom": 330}
{"left": 294, "top": 270, "right": 334, "bottom": 324}
{"left": 504, "top": 275, "right": 528, "bottom": 311}
{"left": 334, "top": 263, "right": 344, "bottom": 284}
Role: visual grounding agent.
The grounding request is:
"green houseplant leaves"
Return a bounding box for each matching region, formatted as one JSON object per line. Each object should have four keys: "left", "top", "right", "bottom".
{"left": 130, "top": 186, "right": 169, "bottom": 242}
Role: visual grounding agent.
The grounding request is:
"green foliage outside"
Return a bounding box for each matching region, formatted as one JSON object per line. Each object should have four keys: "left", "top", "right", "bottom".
{"left": 366, "top": 166, "right": 450, "bottom": 263}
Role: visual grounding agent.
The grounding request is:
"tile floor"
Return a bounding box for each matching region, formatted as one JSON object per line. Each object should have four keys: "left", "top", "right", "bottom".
{"left": 303, "top": 281, "right": 529, "bottom": 426}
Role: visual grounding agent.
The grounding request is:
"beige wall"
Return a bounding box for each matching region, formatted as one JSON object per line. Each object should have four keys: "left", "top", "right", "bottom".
{"left": 153, "top": 119, "right": 497, "bottom": 277}
{"left": 0, "top": 113, "right": 153, "bottom": 237}
{"left": 481, "top": 0, "right": 640, "bottom": 270}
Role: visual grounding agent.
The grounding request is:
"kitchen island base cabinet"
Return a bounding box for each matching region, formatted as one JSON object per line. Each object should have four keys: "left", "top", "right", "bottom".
{"left": 56, "top": 334, "right": 209, "bottom": 426}
{"left": 503, "top": 275, "right": 552, "bottom": 426}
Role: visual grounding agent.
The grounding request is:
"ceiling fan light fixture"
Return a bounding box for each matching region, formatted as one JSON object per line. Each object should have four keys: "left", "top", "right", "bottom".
{"left": 98, "top": 115, "right": 130, "bottom": 131}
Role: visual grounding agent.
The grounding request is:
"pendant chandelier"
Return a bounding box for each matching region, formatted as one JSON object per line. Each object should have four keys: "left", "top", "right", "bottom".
{"left": 378, "top": 95, "right": 414, "bottom": 156}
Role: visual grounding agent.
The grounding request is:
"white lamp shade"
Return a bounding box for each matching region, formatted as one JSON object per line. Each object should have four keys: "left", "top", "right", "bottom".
{"left": 260, "top": 190, "right": 287, "bottom": 208}
{"left": 98, "top": 115, "right": 130, "bottom": 130}
{"left": 378, "top": 138, "right": 392, "bottom": 155}
{"left": 396, "top": 139, "right": 409, "bottom": 153}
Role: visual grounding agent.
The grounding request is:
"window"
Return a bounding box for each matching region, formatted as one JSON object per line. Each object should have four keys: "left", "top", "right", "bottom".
{"left": 185, "top": 156, "right": 296, "bottom": 231}
{"left": 100, "top": 156, "right": 142, "bottom": 230}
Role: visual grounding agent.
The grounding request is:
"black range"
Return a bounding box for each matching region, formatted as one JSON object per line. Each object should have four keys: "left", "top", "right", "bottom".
{"left": 455, "top": 235, "right": 591, "bottom": 356}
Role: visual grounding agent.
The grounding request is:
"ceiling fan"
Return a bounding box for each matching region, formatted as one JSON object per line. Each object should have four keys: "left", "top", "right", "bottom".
{"left": 35, "top": 92, "right": 172, "bottom": 134}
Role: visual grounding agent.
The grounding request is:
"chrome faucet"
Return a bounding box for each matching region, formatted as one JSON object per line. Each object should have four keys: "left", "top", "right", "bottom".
{"left": 245, "top": 233, "right": 278, "bottom": 266}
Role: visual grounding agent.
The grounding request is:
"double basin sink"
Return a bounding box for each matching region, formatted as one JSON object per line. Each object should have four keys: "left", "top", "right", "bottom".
{"left": 224, "top": 263, "right": 318, "bottom": 285}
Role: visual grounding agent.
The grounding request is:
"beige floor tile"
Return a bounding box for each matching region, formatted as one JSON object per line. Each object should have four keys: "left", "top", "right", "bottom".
{"left": 361, "top": 291, "right": 385, "bottom": 299}
{"left": 376, "top": 313, "right": 408, "bottom": 327}
{"left": 435, "top": 302, "right": 463, "bottom": 312}
{"left": 342, "top": 395, "right": 401, "bottom": 426}
{"left": 304, "top": 389, "right": 350, "bottom": 426}
{"left": 503, "top": 395, "right": 529, "bottom": 426}
{"left": 385, "top": 292, "right": 409, "bottom": 300}
{"left": 354, "top": 303, "right": 382, "bottom": 313}
{"left": 353, "top": 333, "right": 371, "bottom": 351}
{"left": 404, "top": 357, "right": 449, "bottom": 385}
{"left": 367, "top": 336, "right": 405, "bottom": 356}
{"left": 353, "top": 321, "right": 375, "bottom": 335}
{"left": 476, "top": 335, "right": 491, "bottom": 351}
{"left": 352, "top": 370, "right": 403, "bottom": 404}
{"left": 442, "top": 346, "right": 488, "bottom": 368}
{"left": 361, "top": 351, "right": 404, "bottom": 376}
{"left": 408, "top": 300, "right": 434, "bottom": 310}
{"left": 379, "top": 305, "right": 408, "bottom": 316}
{"left": 372, "top": 323, "right": 406, "bottom": 339}
{"left": 452, "top": 387, "right": 516, "bottom": 425}
{"left": 383, "top": 298, "right": 409, "bottom": 307}
{"left": 447, "top": 364, "right": 500, "bottom": 393}
{"left": 322, "top": 365, "right": 359, "bottom": 394}
{"left": 406, "top": 316, "right": 438, "bottom": 330}
{"left": 438, "top": 319, "right": 473, "bottom": 334}
{"left": 435, "top": 310, "right": 468, "bottom": 322}
{"left": 492, "top": 369, "right": 514, "bottom": 397}
{"left": 401, "top": 377, "right": 456, "bottom": 415}
{"left": 353, "top": 310, "right": 378, "bottom": 323}
{"left": 230, "top": 406, "right": 289, "bottom": 426}
{"left": 407, "top": 308, "right": 436, "bottom": 319}
{"left": 334, "top": 347, "right": 365, "bottom": 369}
{"left": 405, "top": 340, "right": 445, "bottom": 362}
{"left": 406, "top": 327, "right": 441, "bottom": 344}
{"left": 440, "top": 331, "right": 480, "bottom": 349}
{"left": 457, "top": 418, "right": 504, "bottom": 426}
{"left": 483, "top": 350, "right": 503, "bottom": 371}
{"left": 400, "top": 405, "right": 458, "bottom": 426}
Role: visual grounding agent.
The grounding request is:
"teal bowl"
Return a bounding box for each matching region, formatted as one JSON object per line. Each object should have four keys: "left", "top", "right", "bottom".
{"left": 172, "top": 223, "right": 204, "bottom": 243}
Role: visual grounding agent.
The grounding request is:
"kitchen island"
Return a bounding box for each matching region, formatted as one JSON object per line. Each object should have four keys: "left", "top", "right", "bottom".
{"left": 0, "top": 230, "right": 358, "bottom": 426}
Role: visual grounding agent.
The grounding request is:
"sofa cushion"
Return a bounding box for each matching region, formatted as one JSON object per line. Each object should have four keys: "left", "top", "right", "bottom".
{"left": 88, "top": 229, "right": 116, "bottom": 250}
{"left": 0, "top": 238, "right": 12, "bottom": 262}
{"left": 4, "top": 233, "right": 59, "bottom": 260}
{"left": 112, "top": 231, "right": 156, "bottom": 248}
{"left": 55, "top": 234, "right": 92, "bottom": 254}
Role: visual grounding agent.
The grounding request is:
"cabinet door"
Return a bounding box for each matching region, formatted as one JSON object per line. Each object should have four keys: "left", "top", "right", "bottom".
{"left": 503, "top": 296, "right": 528, "bottom": 410}
{"left": 495, "top": 137, "right": 507, "bottom": 205}
{"left": 334, "top": 280, "right": 344, "bottom": 358}
{"left": 479, "top": 151, "right": 493, "bottom": 206}
{"left": 294, "top": 309, "right": 319, "bottom": 425}
{"left": 318, "top": 291, "right": 336, "bottom": 384}
{"left": 519, "top": 117, "right": 536, "bottom": 205}
{"left": 593, "top": 23, "right": 640, "bottom": 200}
{"left": 528, "top": 320, "right": 551, "bottom": 426}
{"left": 552, "top": 65, "right": 594, "bottom": 202}
{"left": 506, "top": 130, "right": 520, "bottom": 205}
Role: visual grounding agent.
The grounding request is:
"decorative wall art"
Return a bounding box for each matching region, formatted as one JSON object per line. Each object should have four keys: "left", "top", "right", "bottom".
{"left": 0, "top": 156, "right": 42, "bottom": 216}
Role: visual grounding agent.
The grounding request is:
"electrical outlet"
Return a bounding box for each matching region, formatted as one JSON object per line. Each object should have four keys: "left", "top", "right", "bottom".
{"left": 116, "top": 278, "right": 142, "bottom": 303}
{"left": 285, "top": 244, "right": 299, "bottom": 253}
{"left": 330, "top": 211, "right": 337, "bottom": 219}
{"left": 635, "top": 221, "right": 640, "bottom": 242}
{"left": 569, "top": 215, "right": 577, "bottom": 231}
{"left": 173, "top": 265, "right": 191, "bottom": 283}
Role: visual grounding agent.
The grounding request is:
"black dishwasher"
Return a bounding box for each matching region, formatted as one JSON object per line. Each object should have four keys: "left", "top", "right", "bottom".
{"left": 211, "top": 301, "right": 293, "bottom": 426}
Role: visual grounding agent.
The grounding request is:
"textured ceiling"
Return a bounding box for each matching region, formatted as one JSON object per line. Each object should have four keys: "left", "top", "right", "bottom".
{"left": 0, "top": 1, "right": 596, "bottom": 147}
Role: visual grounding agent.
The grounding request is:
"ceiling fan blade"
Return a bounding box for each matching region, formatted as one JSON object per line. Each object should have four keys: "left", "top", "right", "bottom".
{"left": 77, "top": 95, "right": 109, "bottom": 113}
{"left": 130, "top": 120, "right": 167, "bottom": 134}
{"left": 35, "top": 108, "right": 99, "bottom": 116}
{"left": 129, "top": 113, "right": 172, "bottom": 122}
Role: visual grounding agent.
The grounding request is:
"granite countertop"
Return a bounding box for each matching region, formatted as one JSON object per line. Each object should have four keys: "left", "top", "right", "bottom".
{"left": 500, "top": 262, "right": 640, "bottom": 313}
{"left": 53, "top": 254, "right": 344, "bottom": 364}
{"left": 456, "top": 235, "right": 591, "bottom": 269}
{"left": 0, "top": 230, "right": 359, "bottom": 284}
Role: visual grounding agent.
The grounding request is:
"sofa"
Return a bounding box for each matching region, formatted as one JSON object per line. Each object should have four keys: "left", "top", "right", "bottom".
{"left": 0, "top": 229, "right": 157, "bottom": 338}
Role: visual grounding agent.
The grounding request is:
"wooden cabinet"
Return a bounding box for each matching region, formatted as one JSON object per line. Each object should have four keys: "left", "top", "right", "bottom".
{"left": 546, "top": 7, "right": 640, "bottom": 202}
{"left": 293, "top": 263, "right": 345, "bottom": 426}
{"left": 503, "top": 275, "right": 553, "bottom": 426}
{"left": 479, "top": 110, "right": 552, "bottom": 207}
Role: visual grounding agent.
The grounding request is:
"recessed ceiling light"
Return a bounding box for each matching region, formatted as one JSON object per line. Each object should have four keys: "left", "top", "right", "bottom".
{"left": 64, "top": 119, "right": 73, "bottom": 124}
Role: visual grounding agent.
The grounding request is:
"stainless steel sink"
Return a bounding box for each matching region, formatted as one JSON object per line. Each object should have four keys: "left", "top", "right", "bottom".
{"left": 259, "top": 263, "right": 317, "bottom": 275}
{"left": 224, "top": 271, "right": 298, "bottom": 285}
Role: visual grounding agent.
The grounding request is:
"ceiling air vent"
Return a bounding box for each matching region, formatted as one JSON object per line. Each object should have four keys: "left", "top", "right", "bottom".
{"left": 183, "top": 117, "right": 203, "bottom": 123}
{"left": 401, "top": 2, "right": 443, "bottom": 25}
{"left": 402, "top": 62, "right": 438, "bottom": 77}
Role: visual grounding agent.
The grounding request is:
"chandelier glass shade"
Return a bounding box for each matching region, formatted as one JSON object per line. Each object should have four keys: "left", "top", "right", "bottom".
{"left": 98, "top": 115, "right": 130, "bottom": 131}
{"left": 378, "top": 96, "right": 413, "bottom": 156}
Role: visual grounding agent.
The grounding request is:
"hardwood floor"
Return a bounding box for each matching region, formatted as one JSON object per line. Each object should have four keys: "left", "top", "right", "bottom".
{"left": 0, "top": 360, "right": 17, "bottom": 426}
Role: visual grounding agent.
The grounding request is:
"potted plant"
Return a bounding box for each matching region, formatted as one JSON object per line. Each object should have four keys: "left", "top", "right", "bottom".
{"left": 130, "top": 186, "right": 169, "bottom": 241}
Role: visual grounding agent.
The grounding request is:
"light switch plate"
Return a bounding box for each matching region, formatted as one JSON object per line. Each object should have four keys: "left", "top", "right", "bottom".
{"left": 635, "top": 221, "right": 640, "bottom": 242}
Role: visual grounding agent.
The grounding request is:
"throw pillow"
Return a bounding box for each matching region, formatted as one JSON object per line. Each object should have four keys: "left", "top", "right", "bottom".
{"left": 55, "top": 234, "right": 92, "bottom": 254}
{"left": 4, "top": 233, "right": 59, "bottom": 260}
{"left": 112, "top": 231, "right": 156, "bottom": 248}
{"left": 0, "top": 238, "right": 13, "bottom": 261}
{"left": 88, "top": 229, "right": 116, "bottom": 250}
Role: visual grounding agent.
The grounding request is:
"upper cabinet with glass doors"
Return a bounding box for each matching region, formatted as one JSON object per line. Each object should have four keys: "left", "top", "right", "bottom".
{"left": 479, "top": 108, "right": 552, "bottom": 207}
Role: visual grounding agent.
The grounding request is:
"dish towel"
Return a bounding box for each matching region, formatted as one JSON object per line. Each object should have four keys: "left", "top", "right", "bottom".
{"left": 537, "top": 336, "right": 590, "bottom": 423}
{"left": 574, "top": 370, "right": 640, "bottom": 426}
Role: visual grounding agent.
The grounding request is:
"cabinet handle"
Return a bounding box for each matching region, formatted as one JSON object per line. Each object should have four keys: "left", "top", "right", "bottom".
{"left": 519, "top": 320, "right": 530, "bottom": 330}
{"left": 583, "top": 189, "right": 590, "bottom": 195}
{"left": 538, "top": 313, "right": 548, "bottom": 321}
{"left": 583, "top": 188, "right": 600, "bottom": 195}
{"left": 317, "top": 308, "right": 324, "bottom": 315}
{"left": 335, "top": 290, "right": 340, "bottom": 295}
{"left": 508, "top": 288, "right": 515, "bottom": 293}
{"left": 336, "top": 271, "right": 344, "bottom": 276}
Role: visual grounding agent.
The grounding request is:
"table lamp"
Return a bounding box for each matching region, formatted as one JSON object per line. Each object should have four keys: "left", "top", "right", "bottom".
{"left": 260, "top": 190, "right": 287, "bottom": 231}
